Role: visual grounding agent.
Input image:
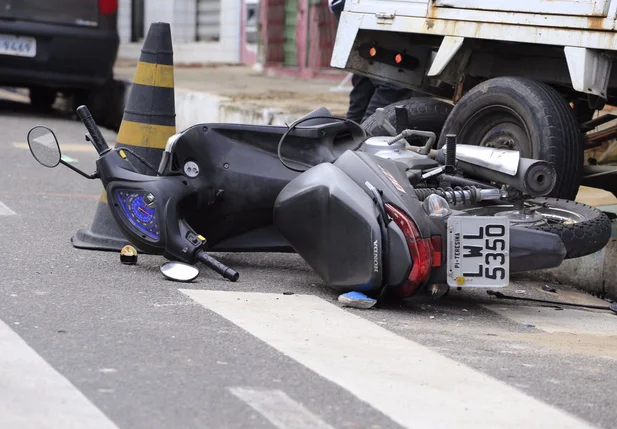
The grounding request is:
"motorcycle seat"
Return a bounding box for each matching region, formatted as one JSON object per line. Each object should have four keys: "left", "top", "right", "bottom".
{"left": 200, "top": 107, "right": 365, "bottom": 165}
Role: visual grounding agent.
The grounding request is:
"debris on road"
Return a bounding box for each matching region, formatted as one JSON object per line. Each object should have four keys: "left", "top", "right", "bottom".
{"left": 542, "top": 285, "right": 557, "bottom": 293}
{"left": 120, "top": 245, "right": 138, "bottom": 265}
{"left": 338, "top": 292, "right": 377, "bottom": 309}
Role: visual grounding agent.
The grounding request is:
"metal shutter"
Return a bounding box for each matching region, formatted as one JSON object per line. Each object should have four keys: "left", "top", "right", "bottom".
{"left": 197, "top": 0, "right": 221, "bottom": 41}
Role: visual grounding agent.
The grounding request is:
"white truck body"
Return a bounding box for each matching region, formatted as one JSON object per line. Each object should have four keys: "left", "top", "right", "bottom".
{"left": 331, "top": 0, "right": 617, "bottom": 104}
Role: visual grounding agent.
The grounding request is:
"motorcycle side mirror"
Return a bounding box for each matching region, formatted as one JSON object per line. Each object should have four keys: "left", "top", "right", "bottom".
{"left": 26, "top": 125, "right": 98, "bottom": 179}
{"left": 160, "top": 261, "right": 200, "bottom": 282}
{"left": 27, "top": 126, "right": 61, "bottom": 168}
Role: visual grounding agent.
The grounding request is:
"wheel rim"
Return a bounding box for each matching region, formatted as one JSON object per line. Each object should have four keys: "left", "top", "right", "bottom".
{"left": 461, "top": 202, "right": 583, "bottom": 226}
{"left": 456, "top": 105, "right": 533, "bottom": 155}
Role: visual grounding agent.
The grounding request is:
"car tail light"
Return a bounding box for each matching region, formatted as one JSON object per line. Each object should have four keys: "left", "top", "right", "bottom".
{"left": 99, "top": 0, "right": 118, "bottom": 14}
{"left": 385, "top": 203, "right": 435, "bottom": 297}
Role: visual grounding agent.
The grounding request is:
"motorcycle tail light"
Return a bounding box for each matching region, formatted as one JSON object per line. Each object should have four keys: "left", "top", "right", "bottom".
{"left": 385, "top": 203, "right": 434, "bottom": 297}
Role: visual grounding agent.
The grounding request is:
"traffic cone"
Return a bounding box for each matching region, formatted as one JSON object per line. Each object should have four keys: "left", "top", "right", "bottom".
{"left": 72, "top": 22, "right": 176, "bottom": 252}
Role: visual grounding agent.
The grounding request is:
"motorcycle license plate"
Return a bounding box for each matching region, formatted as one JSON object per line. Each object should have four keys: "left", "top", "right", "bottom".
{"left": 446, "top": 216, "right": 510, "bottom": 288}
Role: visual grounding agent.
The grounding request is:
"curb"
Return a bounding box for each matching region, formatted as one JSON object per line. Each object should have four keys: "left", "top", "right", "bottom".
{"left": 534, "top": 236, "right": 617, "bottom": 301}
{"left": 104, "top": 79, "right": 301, "bottom": 133}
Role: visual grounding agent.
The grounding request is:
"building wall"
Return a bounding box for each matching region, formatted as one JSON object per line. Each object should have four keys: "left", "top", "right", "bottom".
{"left": 117, "top": 0, "right": 244, "bottom": 64}
{"left": 118, "top": 0, "right": 132, "bottom": 43}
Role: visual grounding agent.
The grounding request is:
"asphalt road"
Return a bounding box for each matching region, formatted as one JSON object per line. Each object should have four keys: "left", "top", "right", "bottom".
{"left": 1, "top": 92, "right": 617, "bottom": 429}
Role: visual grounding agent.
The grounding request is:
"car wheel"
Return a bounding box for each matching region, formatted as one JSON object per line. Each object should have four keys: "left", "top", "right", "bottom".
{"left": 438, "top": 77, "right": 584, "bottom": 200}
{"left": 29, "top": 87, "right": 57, "bottom": 109}
{"left": 72, "top": 79, "right": 124, "bottom": 131}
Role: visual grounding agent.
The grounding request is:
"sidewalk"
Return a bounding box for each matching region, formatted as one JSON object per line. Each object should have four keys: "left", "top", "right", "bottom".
{"left": 114, "top": 62, "right": 351, "bottom": 130}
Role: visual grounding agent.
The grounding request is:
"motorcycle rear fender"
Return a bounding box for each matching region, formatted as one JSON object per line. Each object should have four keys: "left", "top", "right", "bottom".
{"left": 509, "top": 226, "right": 566, "bottom": 272}
{"left": 273, "top": 162, "right": 412, "bottom": 295}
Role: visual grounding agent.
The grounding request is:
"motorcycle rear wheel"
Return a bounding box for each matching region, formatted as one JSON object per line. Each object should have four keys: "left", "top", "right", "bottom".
{"left": 459, "top": 198, "right": 612, "bottom": 259}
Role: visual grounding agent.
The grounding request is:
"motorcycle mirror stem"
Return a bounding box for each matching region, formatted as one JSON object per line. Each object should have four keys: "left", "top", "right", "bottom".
{"left": 56, "top": 104, "right": 110, "bottom": 180}
{"left": 59, "top": 158, "right": 99, "bottom": 179}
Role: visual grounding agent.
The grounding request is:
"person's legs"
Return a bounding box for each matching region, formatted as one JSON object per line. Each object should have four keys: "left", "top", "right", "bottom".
{"left": 361, "top": 79, "right": 416, "bottom": 122}
{"left": 346, "top": 74, "right": 375, "bottom": 123}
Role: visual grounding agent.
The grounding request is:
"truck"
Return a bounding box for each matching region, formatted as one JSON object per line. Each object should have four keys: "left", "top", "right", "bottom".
{"left": 331, "top": 0, "right": 617, "bottom": 200}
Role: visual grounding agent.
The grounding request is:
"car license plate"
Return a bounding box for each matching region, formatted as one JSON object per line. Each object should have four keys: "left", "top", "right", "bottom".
{"left": 0, "top": 34, "right": 36, "bottom": 58}
{"left": 446, "top": 216, "right": 510, "bottom": 288}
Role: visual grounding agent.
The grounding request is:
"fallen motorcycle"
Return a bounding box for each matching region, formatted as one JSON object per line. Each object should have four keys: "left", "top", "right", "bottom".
{"left": 26, "top": 105, "right": 611, "bottom": 301}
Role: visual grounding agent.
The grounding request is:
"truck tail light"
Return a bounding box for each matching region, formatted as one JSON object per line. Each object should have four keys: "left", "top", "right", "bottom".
{"left": 99, "top": 0, "right": 119, "bottom": 14}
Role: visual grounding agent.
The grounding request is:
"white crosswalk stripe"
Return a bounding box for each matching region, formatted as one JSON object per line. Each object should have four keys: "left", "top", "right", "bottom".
{"left": 181, "top": 290, "right": 599, "bottom": 429}
{"left": 0, "top": 319, "right": 119, "bottom": 429}
{"left": 230, "top": 387, "right": 335, "bottom": 429}
{"left": 0, "top": 201, "right": 16, "bottom": 216}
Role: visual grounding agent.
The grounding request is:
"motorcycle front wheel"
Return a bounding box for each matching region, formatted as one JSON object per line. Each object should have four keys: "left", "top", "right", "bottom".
{"left": 459, "top": 198, "right": 612, "bottom": 259}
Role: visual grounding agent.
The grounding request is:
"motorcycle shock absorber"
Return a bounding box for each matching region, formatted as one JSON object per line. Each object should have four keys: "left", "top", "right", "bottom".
{"left": 414, "top": 186, "right": 502, "bottom": 205}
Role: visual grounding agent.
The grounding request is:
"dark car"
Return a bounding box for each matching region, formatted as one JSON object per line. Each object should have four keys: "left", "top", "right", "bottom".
{"left": 0, "top": 0, "right": 119, "bottom": 108}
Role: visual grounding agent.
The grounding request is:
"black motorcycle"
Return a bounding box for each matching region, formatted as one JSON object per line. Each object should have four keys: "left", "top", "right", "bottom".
{"left": 26, "top": 105, "right": 611, "bottom": 300}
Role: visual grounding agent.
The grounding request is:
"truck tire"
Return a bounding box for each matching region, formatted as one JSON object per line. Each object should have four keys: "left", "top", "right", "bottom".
{"left": 362, "top": 98, "right": 453, "bottom": 145}
{"left": 439, "top": 77, "right": 584, "bottom": 200}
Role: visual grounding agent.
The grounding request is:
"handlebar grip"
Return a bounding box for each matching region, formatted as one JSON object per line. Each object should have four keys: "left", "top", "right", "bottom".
{"left": 197, "top": 251, "right": 239, "bottom": 282}
{"left": 76, "top": 105, "right": 110, "bottom": 155}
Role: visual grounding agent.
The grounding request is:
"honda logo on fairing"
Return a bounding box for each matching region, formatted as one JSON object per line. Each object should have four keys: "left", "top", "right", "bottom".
{"left": 373, "top": 240, "right": 379, "bottom": 272}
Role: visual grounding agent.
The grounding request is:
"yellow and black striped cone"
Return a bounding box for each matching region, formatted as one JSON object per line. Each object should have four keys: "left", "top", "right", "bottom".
{"left": 72, "top": 22, "right": 176, "bottom": 252}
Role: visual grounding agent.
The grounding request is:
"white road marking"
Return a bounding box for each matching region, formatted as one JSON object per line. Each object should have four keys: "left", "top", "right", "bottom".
{"left": 484, "top": 304, "right": 617, "bottom": 335}
{"left": 13, "top": 142, "right": 95, "bottom": 153}
{"left": 0, "top": 201, "right": 16, "bottom": 216}
{"left": 0, "top": 318, "right": 119, "bottom": 429}
{"left": 229, "top": 387, "right": 335, "bottom": 429}
{"left": 181, "top": 290, "right": 598, "bottom": 429}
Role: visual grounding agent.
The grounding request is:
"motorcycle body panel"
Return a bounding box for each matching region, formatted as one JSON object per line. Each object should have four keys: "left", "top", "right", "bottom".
{"left": 96, "top": 152, "right": 207, "bottom": 263}
{"left": 274, "top": 163, "right": 392, "bottom": 294}
{"left": 159, "top": 109, "right": 362, "bottom": 251}
{"left": 333, "top": 151, "right": 435, "bottom": 239}
{"left": 274, "top": 151, "right": 438, "bottom": 296}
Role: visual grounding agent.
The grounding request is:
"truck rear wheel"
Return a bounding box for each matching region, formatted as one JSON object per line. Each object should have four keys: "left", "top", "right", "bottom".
{"left": 439, "top": 77, "right": 584, "bottom": 200}
{"left": 362, "top": 97, "right": 453, "bottom": 145}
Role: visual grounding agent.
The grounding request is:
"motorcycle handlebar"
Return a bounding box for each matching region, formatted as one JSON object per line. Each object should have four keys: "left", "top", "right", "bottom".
{"left": 76, "top": 105, "right": 110, "bottom": 156}
{"left": 197, "top": 251, "right": 240, "bottom": 282}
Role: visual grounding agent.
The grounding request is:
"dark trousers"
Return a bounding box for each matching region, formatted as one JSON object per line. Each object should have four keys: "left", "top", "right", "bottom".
{"left": 345, "top": 74, "right": 416, "bottom": 123}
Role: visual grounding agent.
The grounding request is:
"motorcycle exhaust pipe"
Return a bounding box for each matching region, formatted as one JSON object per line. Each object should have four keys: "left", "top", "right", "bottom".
{"left": 437, "top": 144, "right": 557, "bottom": 197}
